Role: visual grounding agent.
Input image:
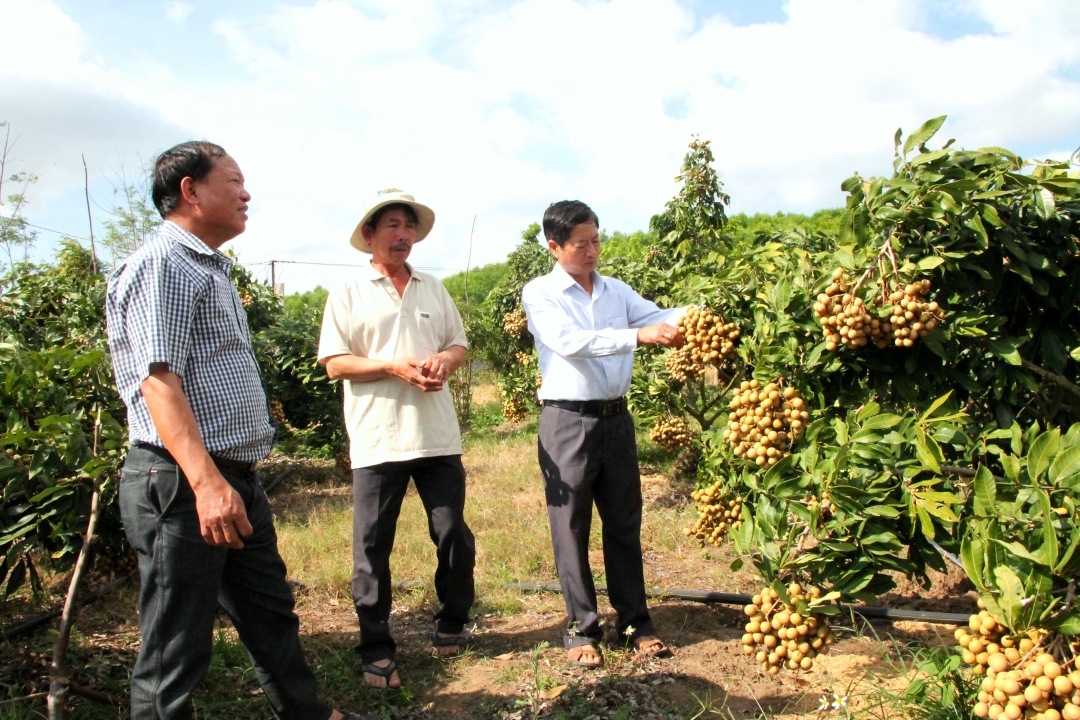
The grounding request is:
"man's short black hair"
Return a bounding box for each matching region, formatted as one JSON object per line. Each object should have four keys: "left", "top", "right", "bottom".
{"left": 365, "top": 203, "right": 419, "bottom": 232}
{"left": 151, "top": 141, "right": 228, "bottom": 218}
{"left": 543, "top": 200, "right": 599, "bottom": 247}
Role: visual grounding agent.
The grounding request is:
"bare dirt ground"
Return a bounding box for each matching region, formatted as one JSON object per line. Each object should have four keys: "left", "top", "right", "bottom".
{"left": 0, "top": 459, "right": 975, "bottom": 719}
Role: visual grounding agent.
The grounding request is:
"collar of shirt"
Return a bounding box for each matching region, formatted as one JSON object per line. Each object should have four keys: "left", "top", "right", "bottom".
{"left": 551, "top": 261, "right": 605, "bottom": 299}
{"left": 361, "top": 261, "right": 421, "bottom": 283}
{"left": 160, "top": 220, "right": 234, "bottom": 270}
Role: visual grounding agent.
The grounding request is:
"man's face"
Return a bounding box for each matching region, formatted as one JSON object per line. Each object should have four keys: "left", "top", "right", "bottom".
{"left": 363, "top": 208, "right": 417, "bottom": 266}
{"left": 192, "top": 154, "right": 250, "bottom": 242}
{"left": 549, "top": 222, "right": 600, "bottom": 278}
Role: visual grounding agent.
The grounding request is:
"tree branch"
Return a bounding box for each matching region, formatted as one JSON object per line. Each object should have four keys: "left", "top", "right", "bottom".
{"left": 1023, "top": 360, "right": 1080, "bottom": 403}
{"left": 941, "top": 464, "right": 1005, "bottom": 483}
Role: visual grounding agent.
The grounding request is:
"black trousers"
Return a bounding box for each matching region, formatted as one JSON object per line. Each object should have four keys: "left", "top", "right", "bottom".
{"left": 537, "top": 405, "right": 654, "bottom": 649}
{"left": 351, "top": 455, "right": 475, "bottom": 664}
{"left": 119, "top": 446, "right": 332, "bottom": 720}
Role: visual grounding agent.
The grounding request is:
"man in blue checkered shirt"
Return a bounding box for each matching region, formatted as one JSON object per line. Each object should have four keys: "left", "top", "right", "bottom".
{"left": 107, "top": 142, "right": 367, "bottom": 720}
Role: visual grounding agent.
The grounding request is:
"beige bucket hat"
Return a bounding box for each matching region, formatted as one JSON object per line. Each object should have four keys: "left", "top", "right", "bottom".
{"left": 349, "top": 188, "right": 436, "bottom": 253}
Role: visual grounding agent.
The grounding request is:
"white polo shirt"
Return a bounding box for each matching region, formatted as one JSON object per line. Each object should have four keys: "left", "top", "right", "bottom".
{"left": 318, "top": 262, "right": 468, "bottom": 468}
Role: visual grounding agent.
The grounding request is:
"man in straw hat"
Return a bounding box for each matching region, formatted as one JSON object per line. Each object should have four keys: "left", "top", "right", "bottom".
{"left": 318, "top": 189, "right": 475, "bottom": 689}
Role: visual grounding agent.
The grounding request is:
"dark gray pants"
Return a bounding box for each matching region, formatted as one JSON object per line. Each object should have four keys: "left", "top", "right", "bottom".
{"left": 351, "top": 455, "right": 475, "bottom": 664}
{"left": 119, "top": 446, "right": 331, "bottom": 720}
{"left": 537, "top": 406, "right": 654, "bottom": 649}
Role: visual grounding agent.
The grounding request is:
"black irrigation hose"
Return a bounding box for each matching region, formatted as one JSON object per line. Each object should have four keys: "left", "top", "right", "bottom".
{"left": 0, "top": 572, "right": 135, "bottom": 641}
{"left": 506, "top": 582, "right": 972, "bottom": 626}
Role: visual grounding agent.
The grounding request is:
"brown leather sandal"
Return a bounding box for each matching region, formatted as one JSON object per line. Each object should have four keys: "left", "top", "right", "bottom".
{"left": 633, "top": 635, "right": 672, "bottom": 658}
{"left": 567, "top": 642, "right": 603, "bottom": 667}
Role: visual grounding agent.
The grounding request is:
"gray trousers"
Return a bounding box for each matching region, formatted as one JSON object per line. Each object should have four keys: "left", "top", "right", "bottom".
{"left": 537, "top": 406, "right": 654, "bottom": 649}
{"left": 351, "top": 455, "right": 475, "bottom": 664}
{"left": 119, "top": 446, "right": 332, "bottom": 720}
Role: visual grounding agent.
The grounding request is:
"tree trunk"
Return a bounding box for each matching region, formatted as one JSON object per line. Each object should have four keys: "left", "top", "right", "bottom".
{"left": 48, "top": 478, "right": 103, "bottom": 720}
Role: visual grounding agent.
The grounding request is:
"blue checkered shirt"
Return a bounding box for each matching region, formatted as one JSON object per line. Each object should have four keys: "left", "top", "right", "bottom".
{"left": 106, "top": 221, "right": 275, "bottom": 462}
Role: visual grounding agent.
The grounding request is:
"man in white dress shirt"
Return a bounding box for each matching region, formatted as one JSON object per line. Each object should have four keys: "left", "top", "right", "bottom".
{"left": 521, "top": 200, "right": 686, "bottom": 667}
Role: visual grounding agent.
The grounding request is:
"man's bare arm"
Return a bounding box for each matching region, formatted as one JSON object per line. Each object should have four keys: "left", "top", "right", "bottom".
{"left": 140, "top": 367, "right": 252, "bottom": 548}
{"left": 322, "top": 354, "right": 445, "bottom": 392}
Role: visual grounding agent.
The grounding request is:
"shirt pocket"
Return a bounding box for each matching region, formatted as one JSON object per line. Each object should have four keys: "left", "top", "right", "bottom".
{"left": 413, "top": 307, "right": 442, "bottom": 352}
{"left": 606, "top": 316, "right": 628, "bottom": 330}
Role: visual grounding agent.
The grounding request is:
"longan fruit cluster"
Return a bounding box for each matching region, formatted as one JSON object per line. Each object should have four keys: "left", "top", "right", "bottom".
{"left": 806, "top": 492, "right": 837, "bottom": 519}
{"left": 666, "top": 347, "right": 702, "bottom": 383}
{"left": 515, "top": 351, "right": 533, "bottom": 366}
{"left": 240, "top": 291, "right": 253, "bottom": 308}
{"left": 725, "top": 380, "right": 808, "bottom": 465}
{"left": 954, "top": 602, "right": 1080, "bottom": 720}
{"left": 650, "top": 416, "right": 693, "bottom": 453}
{"left": 880, "top": 280, "right": 941, "bottom": 348}
{"left": 677, "top": 306, "right": 741, "bottom": 366}
{"left": 741, "top": 584, "right": 835, "bottom": 674}
{"left": 973, "top": 652, "right": 1080, "bottom": 720}
{"left": 503, "top": 309, "right": 528, "bottom": 337}
{"left": 684, "top": 481, "right": 743, "bottom": 547}
{"left": 3, "top": 447, "right": 31, "bottom": 468}
{"left": 95, "top": 545, "right": 137, "bottom": 576}
{"left": 270, "top": 399, "right": 287, "bottom": 426}
{"left": 814, "top": 270, "right": 873, "bottom": 351}
{"left": 334, "top": 447, "right": 351, "bottom": 473}
{"left": 502, "top": 397, "right": 527, "bottom": 422}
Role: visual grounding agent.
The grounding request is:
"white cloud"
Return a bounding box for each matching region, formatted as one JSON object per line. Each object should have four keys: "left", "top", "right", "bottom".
{"left": 1, "top": 0, "right": 1079, "bottom": 291}
{"left": 165, "top": 1, "right": 193, "bottom": 23}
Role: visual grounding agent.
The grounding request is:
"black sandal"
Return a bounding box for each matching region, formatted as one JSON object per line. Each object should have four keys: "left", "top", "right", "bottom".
{"left": 360, "top": 660, "right": 400, "bottom": 690}
{"left": 430, "top": 628, "right": 472, "bottom": 656}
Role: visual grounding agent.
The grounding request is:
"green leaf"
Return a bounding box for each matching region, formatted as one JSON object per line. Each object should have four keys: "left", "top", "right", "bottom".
{"left": 915, "top": 504, "right": 936, "bottom": 540}
{"left": 1049, "top": 446, "right": 1080, "bottom": 484}
{"left": 915, "top": 428, "right": 942, "bottom": 474}
{"left": 761, "top": 454, "right": 797, "bottom": 490}
{"left": 1001, "top": 454, "right": 1021, "bottom": 481}
{"left": 919, "top": 392, "right": 953, "bottom": 423}
{"left": 903, "top": 115, "right": 947, "bottom": 156}
{"left": 917, "top": 256, "right": 945, "bottom": 271}
{"left": 862, "top": 414, "right": 903, "bottom": 431}
{"left": 1027, "top": 429, "right": 1061, "bottom": 481}
{"left": 987, "top": 338, "right": 1022, "bottom": 366}
{"left": 856, "top": 402, "right": 881, "bottom": 422}
{"left": 961, "top": 535, "right": 987, "bottom": 592}
{"left": 1034, "top": 188, "right": 1056, "bottom": 219}
{"left": 973, "top": 466, "right": 996, "bottom": 516}
{"left": 1050, "top": 612, "right": 1080, "bottom": 636}
{"left": 992, "top": 540, "right": 1048, "bottom": 566}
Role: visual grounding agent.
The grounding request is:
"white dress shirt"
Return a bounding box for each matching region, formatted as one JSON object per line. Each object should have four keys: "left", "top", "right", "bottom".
{"left": 522, "top": 263, "right": 685, "bottom": 401}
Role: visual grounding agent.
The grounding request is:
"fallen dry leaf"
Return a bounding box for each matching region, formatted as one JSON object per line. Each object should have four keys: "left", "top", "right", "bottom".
{"left": 494, "top": 652, "right": 516, "bottom": 660}
{"left": 540, "top": 684, "right": 568, "bottom": 699}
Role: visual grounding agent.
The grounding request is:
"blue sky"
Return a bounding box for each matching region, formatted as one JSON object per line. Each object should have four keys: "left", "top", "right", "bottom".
{"left": 2, "top": 0, "right": 1079, "bottom": 292}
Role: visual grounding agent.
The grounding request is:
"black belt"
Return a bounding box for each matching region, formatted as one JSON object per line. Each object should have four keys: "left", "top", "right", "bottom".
{"left": 133, "top": 442, "right": 257, "bottom": 474}
{"left": 543, "top": 398, "right": 627, "bottom": 417}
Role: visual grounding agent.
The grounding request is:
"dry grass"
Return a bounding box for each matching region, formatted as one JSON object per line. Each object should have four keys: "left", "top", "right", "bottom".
{"left": 271, "top": 381, "right": 735, "bottom": 617}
